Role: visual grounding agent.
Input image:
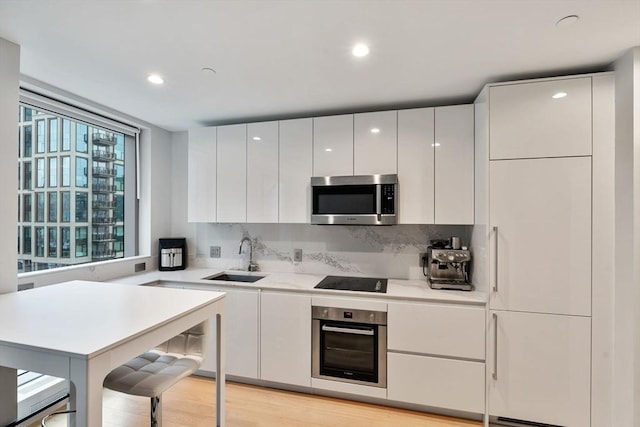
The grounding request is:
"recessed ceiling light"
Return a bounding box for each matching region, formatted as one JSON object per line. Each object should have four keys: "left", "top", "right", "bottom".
{"left": 147, "top": 74, "right": 164, "bottom": 85}
{"left": 325, "top": 148, "right": 333, "bottom": 152}
{"left": 432, "top": 143, "right": 441, "bottom": 147}
{"left": 556, "top": 15, "right": 579, "bottom": 28}
{"left": 370, "top": 128, "right": 380, "bottom": 134}
{"left": 552, "top": 92, "right": 568, "bottom": 99}
{"left": 252, "top": 136, "right": 261, "bottom": 141}
{"left": 352, "top": 43, "right": 370, "bottom": 57}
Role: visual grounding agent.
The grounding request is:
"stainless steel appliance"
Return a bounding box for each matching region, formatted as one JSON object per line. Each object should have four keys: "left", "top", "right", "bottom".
{"left": 426, "top": 246, "right": 473, "bottom": 291}
{"left": 314, "top": 275, "right": 387, "bottom": 293}
{"left": 310, "top": 174, "right": 397, "bottom": 225}
{"left": 312, "top": 306, "right": 387, "bottom": 387}
{"left": 158, "top": 238, "right": 187, "bottom": 271}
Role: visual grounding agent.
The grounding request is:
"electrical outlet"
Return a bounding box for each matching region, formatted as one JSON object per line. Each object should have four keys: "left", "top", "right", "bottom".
{"left": 210, "top": 246, "right": 221, "bottom": 258}
{"left": 293, "top": 248, "right": 303, "bottom": 262}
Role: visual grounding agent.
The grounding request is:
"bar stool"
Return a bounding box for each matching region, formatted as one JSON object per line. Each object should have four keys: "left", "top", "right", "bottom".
{"left": 103, "top": 323, "right": 206, "bottom": 427}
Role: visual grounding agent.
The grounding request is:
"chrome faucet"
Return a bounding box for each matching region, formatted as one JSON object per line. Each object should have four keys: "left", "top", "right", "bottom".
{"left": 239, "top": 237, "right": 259, "bottom": 272}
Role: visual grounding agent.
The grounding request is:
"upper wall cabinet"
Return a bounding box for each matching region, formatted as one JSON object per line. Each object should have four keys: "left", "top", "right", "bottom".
{"left": 354, "top": 111, "right": 398, "bottom": 175}
{"left": 187, "top": 126, "right": 216, "bottom": 223}
{"left": 489, "top": 77, "right": 592, "bottom": 160}
{"left": 247, "top": 121, "right": 279, "bottom": 223}
{"left": 279, "top": 118, "right": 313, "bottom": 223}
{"left": 397, "top": 108, "right": 435, "bottom": 224}
{"left": 434, "top": 105, "right": 474, "bottom": 224}
{"left": 217, "top": 124, "right": 247, "bottom": 223}
{"left": 313, "top": 114, "right": 354, "bottom": 177}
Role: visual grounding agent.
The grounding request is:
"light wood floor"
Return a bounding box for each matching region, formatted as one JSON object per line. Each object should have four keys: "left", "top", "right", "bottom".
{"left": 35, "top": 376, "right": 482, "bottom": 427}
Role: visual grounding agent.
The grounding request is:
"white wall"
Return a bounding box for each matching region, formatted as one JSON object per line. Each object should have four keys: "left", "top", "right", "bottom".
{"left": 613, "top": 46, "right": 640, "bottom": 427}
{"left": 0, "top": 34, "right": 19, "bottom": 427}
{"left": 138, "top": 126, "right": 174, "bottom": 263}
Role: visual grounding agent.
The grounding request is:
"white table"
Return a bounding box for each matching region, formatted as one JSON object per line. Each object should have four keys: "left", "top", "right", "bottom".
{"left": 0, "top": 280, "right": 226, "bottom": 427}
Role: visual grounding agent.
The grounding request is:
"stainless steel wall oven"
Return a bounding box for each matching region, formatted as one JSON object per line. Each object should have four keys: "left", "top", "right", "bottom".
{"left": 312, "top": 306, "right": 387, "bottom": 388}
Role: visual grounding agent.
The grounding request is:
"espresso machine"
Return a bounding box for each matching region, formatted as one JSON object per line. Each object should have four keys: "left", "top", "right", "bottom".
{"left": 425, "top": 237, "right": 473, "bottom": 291}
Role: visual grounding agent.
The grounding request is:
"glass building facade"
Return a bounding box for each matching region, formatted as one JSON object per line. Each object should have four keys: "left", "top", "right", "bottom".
{"left": 17, "top": 106, "right": 126, "bottom": 272}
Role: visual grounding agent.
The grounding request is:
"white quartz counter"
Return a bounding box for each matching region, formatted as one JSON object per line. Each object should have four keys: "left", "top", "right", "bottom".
{"left": 109, "top": 268, "right": 487, "bottom": 305}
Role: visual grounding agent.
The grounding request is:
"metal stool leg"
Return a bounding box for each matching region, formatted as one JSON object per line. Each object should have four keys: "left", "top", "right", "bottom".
{"left": 150, "top": 394, "right": 162, "bottom": 427}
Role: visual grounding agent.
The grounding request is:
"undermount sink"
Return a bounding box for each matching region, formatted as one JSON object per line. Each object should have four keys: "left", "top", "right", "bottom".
{"left": 205, "top": 272, "right": 265, "bottom": 283}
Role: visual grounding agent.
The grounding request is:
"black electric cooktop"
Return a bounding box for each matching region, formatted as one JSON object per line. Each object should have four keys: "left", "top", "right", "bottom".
{"left": 314, "top": 275, "right": 388, "bottom": 293}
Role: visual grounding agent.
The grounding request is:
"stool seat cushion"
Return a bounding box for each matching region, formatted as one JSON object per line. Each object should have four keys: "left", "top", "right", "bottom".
{"left": 104, "top": 350, "right": 202, "bottom": 397}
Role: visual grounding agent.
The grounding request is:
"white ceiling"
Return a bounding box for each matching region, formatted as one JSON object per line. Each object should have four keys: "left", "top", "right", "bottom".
{"left": 0, "top": 0, "right": 639, "bottom": 132}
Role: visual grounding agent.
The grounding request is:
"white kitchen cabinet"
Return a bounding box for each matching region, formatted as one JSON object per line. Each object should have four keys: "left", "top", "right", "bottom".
{"left": 279, "top": 118, "right": 312, "bottom": 223}
{"left": 216, "top": 124, "right": 247, "bottom": 222}
{"left": 489, "top": 310, "right": 591, "bottom": 427}
{"left": 187, "top": 126, "right": 216, "bottom": 223}
{"left": 354, "top": 111, "right": 397, "bottom": 175}
{"left": 434, "top": 104, "right": 474, "bottom": 224}
{"left": 149, "top": 283, "right": 259, "bottom": 379}
{"left": 387, "top": 301, "right": 485, "bottom": 360}
{"left": 489, "top": 77, "right": 592, "bottom": 160}
{"left": 397, "top": 107, "right": 435, "bottom": 224}
{"left": 489, "top": 156, "right": 591, "bottom": 316}
{"left": 260, "top": 291, "right": 311, "bottom": 387}
{"left": 194, "top": 286, "right": 259, "bottom": 379}
{"left": 313, "top": 114, "right": 353, "bottom": 176}
{"left": 247, "top": 121, "right": 278, "bottom": 223}
{"left": 388, "top": 352, "right": 484, "bottom": 414}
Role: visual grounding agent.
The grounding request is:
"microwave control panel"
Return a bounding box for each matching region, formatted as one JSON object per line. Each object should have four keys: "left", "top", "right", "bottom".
{"left": 381, "top": 184, "right": 395, "bottom": 214}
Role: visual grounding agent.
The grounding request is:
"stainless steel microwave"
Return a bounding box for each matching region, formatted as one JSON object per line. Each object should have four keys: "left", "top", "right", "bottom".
{"left": 310, "top": 174, "right": 398, "bottom": 225}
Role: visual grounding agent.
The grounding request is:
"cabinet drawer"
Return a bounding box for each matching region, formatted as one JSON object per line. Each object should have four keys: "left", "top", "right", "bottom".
{"left": 388, "top": 302, "right": 485, "bottom": 360}
{"left": 388, "top": 352, "right": 484, "bottom": 414}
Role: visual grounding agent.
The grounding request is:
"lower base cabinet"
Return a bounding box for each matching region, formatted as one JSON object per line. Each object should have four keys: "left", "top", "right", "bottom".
{"left": 195, "top": 287, "right": 259, "bottom": 379}
{"left": 489, "top": 310, "right": 591, "bottom": 427}
{"left": 260, "top": 291, "right": 311, "bottom": 387}
{"left": 388, "top": 352, "right": 485, "bottom": 413}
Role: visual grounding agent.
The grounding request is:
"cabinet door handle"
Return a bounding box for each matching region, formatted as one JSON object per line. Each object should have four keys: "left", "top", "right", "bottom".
{"left": 492, "top": 312, "right": 498, "bottom": 380}
{"left": 493, "top": 226, "right": 498, "bottom": 292}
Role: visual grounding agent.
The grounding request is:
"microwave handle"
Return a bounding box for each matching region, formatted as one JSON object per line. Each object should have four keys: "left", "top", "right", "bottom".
{"left": 376, "top": 185, "right": 382, "bottom": 221}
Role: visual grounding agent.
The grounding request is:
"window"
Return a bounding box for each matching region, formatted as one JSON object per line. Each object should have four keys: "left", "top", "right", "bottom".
{"left": 17, "top": 101, "right": 136, "bottom": 273}
{"left": 75, "top": 192, "right": 88, "bottom": 222}
{"left": 61, "top": 191, "right": 70, "bottom": 222}
{"left": 35, "top": 193, "right": 44, "bottom": 222}
{"left": 48, "top": 227, "right": 57, "bottom": 257}
{"left": 36, "top": 119, "right": 45, "bottom": 153}
{"left": 36, "top": 158, "right": 45, "bottom": 188}
{"left": 48, "top": 192, "right": 57, "bottom": 222}
{"left": 22, "top": 194, "right": 32, "bottom": 222}
{"left": 76, "top": 157, "right": 87, "bottom": 187}
{"left": 62, "top": 119, "right": 71, "bottom": 151}
{"left": 24, "top": 125, "right": 32, "bottom": 157}
{"left": 23, "top": 227, "right": 31, "bottom": 255}
{"left": 61, "top": 227, "right": 70, "bottom": 258}
{"left": 61, "top": 156, "right": 70, "bottom": 186}
{"left": 75, "top": 227, "right": 87, "bottom": 257}
{"left": 49, "top": 118, "right": 58, "bottom": 152}
{"left": 23, "top": 161, "right": 32, "bottom": 190}
{"left": 48, "top": 157, "right": 57, "bottom": 187}
{"left": 35, "top": 227, "right": 44, "bottom": 257}
{"left": 76, "top": 123, "right": 87, "bottom": 153}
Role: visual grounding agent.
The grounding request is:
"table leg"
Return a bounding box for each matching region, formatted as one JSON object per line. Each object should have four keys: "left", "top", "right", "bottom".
{"left": 216, "top": 312, "right": 225, "bottom": 427}
{"left": 69, "top": 357, "right": 108, "bottom": 427}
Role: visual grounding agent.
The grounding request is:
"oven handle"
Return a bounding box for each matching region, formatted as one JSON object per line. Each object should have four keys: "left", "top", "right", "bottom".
{"left": 322, "top": 325, "right": 375, "bottom": 336}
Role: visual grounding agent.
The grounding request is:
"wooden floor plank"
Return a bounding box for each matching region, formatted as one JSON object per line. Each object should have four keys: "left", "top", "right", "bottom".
{"left": 35, "top": 376, "right": 482, "bottom": 427}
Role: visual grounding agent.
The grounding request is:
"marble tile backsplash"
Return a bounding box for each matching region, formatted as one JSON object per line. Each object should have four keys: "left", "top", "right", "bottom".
{"left": 190, "top": 224, "right": 472, "bottom": 280}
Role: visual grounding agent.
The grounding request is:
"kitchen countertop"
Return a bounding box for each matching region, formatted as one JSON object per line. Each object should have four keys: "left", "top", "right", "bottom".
{"left": 109, "top": 268, "right": 487, "bottom": 305}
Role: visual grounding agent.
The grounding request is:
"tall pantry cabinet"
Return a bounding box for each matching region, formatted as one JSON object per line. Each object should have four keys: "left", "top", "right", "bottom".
{"left": 474, "top": 74, "right": 615, "bottom": 427}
